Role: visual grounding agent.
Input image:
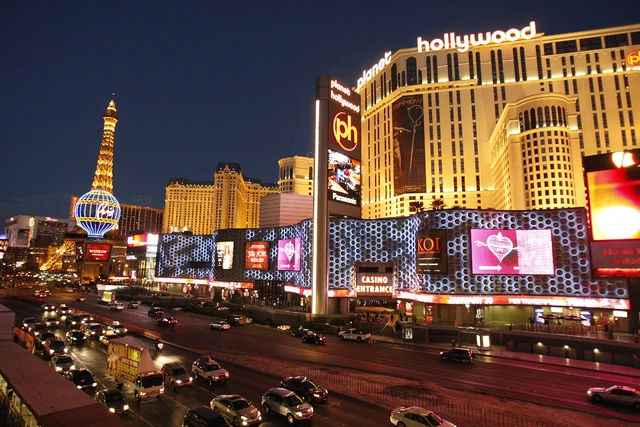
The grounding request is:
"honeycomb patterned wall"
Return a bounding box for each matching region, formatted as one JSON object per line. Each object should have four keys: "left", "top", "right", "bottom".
{"left": 155, "top": 208, "right": 627, "bottom": 299}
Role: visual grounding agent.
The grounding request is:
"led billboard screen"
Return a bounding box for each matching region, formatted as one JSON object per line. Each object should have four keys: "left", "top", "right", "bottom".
{"left": 392, "top": 95, "right": 426, "bottom": 195}
{"left": 216, "top": 241, "right": 234, "bottom": 270}
{"left": 277, "top": 237, "right": 301, "bottom": 271}
{"left": 470, "top": 229, "right": 554, "bottom": 275}
{"left": 85, "top": 243, "right": 112, "bottom": 261}
{"left": 416, "top": 229, "right": 448, "bottom": 274}
{"left": 246, "top": 241, "right": 269, "bottom": 270}
{"left": 328, "top": 149, "right": 361, "bottom": 207}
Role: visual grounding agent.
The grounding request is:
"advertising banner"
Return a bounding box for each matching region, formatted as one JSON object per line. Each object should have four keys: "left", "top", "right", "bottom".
{"left": 16, "top": 228, "right": 30, "bottom": 247}
{"left": 277, "top": 237, "right": 301, "bottom": 271}
{"left": 85, "top": 243, "right": 112, "bottom": 261}
{"left": 470, "top": 229, "right": 554, "bottom": 275}
{"left": 107, "top": 341, "right": 141, "bottom": 383}
{"left": 328, "top": 149, "right": 361, "bottom": 207}
{"left": 392, "top": 95, "right": 426, "bottom": 195}
{"left": 534, "top": 307, "right": 544, "bottom": 324}
{"left": 245, "top": 241, "right": 269, "bottom": 270}
{"left": 416, "top": 229, "right": 448, "bottom": 274}
{"left": 216, "top": 241, "right": 234, "bottom": 270}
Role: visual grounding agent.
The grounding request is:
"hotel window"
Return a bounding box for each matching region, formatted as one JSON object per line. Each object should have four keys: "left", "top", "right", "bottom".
{"left": 535, "top": 45, "right": 543, "bottom": 79}
{"left": 475, "top": 52, "right": 482, "bottom": 84}
{"left": 468, "top": 51, "right": 474, "bottom": 79}
{"left": 555, "top": 40, "right": 577, "bottom": 54}
{"left": 605, "top": 33, "right": 629, "bottom": 48}
{"left": 632, "top": 129, "right": 637, "bottom": 146}
{"left": 406, "top": 57, "right": 418, "bottom": 85}
{"left": 513, "top": 48, "right": 520, "bottom": 82}
{"left": 572, "top": 80, "right": 578, "bottom": 94}
{"left": 474, "top": 140, "right": 478, "bottom": 155}
{"left": 497, "top": 50, "right": 504, "bottom": 83}
{"left": 630, "top": 111, "right": 635, "bottom": 127}
{"left": 426, "top": 57, "right": 432, "bottom": 84}
{"left": 391, "top": 63, "right": 398, "bottom": 91}
{"left": 447, "top": 54, "right": 453, "bottom": 81}
{"left": 544, "top": 42, "right": 553, "bottom": 55}
{"left": 433, "top": 56, "right": 439, "bottom": 82}
{"left": 459, "top": 141, "right": 464, "bottom": 155}
{"left": 520, "top": 47, "right": 527, "bottom": 80}
{"left": 621, "top": 129, "right": 627, "bottom": 146}
{"left": 490, "top": 50, "right": 497, "bottom": 84}
{"left": 600, "top": 94, "right": 606, "bottom": 109}
{"left": 580, "top": 36, "right": 602, "bottom": 51}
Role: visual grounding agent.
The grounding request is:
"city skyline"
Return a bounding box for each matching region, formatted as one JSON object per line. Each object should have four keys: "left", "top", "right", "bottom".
{"left": 2, "top": 1, "right": 638, "bottom": 223}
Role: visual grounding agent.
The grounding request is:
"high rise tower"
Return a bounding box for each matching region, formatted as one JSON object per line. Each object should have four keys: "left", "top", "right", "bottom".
{"left": 91, "top": 98, "right": 118, "bottom": 193}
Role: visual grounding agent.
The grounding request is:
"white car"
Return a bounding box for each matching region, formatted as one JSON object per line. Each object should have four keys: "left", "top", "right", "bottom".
{"left": 110, "top": 301, "right": 124, "bottom": 311}
{"left": 338, "top": 327, "right": 371, "bottom": 342}
{"left": 108, "top": 321, "right": 127, "bottom": 336}
{"left": 49, "top": 354, "right": 75, "bottom": 373}
{"left": 588, "top": 385, "right": 640, "bottom": 409}
{"left": 192, "top": 356, "right": 230, "bottom": 386}
{"left": 390, "top": 406, "right": 457, "bottom": 427}
{"left": 210, "top": 320, "right": 231, "bottom": 331}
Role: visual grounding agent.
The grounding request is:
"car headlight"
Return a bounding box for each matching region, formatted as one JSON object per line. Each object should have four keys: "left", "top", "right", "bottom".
{"left": 70, "top": 365, "right": 75, "bottom": 370}
{"left": 313, "top": 393, "right": 320, "bottom": 397}
{"left": 224, "top": 373, "right": 229, "bottom": 378}
{"left": 189, "top": 377, "right": 193, "bottom": 381}
{"left": 92, "top": 382, "right": 97, "bottom": 387}
{"left": 55, "top": 366, "right": 62, "bottom": 371}
{"left": 49, "top": 349, "right": 54, "bottom": 354}
{"left": 123, "top": 404, "right": 129, "bottom": 410}
{"left": 176, "top": 380, "right": 182, "bottom": 384}
{"left": 241, "top": 415, "right": 248, "bottom": 420}
{"left": 109, "top": 408, "right": 115, "bottom": 413}
{"left": 160, "top": 388, "right": 165, "bottom": 393}
{"left": 77, "top": 385, "right": 82, "bottom": 389}
{"left": 587, "top": 391, "right": 592, "bottom": 396}
{"left": 295, "top": 412, "right": 303, "bottom": 417}
{"left": 64, "top": 347, "right": 68, "bottom": 352}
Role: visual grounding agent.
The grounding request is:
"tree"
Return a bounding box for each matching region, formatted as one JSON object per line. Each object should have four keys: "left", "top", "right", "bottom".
{"left": 409, "top": 201, "right": 424, "bottom": 214}
{"left": 430, "top": 197, "right": 446, "bottom": 210}
{"left": 451, "top": 204, "right": 462, "bottom": 210}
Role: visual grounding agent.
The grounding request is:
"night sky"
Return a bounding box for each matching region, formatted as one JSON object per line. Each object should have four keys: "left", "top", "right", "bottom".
{"left": 2, "top": 1, "right": 638, "bottom": 223}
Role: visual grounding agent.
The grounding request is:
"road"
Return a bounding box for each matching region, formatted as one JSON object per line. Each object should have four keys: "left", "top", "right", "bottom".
{"left": 3, "top": 288, "right": 640, "bottom": 426}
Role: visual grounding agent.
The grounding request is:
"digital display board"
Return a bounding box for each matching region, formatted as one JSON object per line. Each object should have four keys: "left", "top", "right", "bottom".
{"left": 216, "top": 241, "right": 234, "bottom": 270}
{"left": 85, "top": 243, "right": 112, "bottom": 261}
{"left": 328, "top": 149, "right": 361, "bottom": 207}
{"left": 277, "top": 237, "right": 301, "bottom": 271}
{"left": 127, "top": 233, "right": 159, "bottom": 247}
{"left": 470, "top": 229, "right": 554, "bottom": 275}
{"left": 416, "top": 229, "right": 448, "bottom": 274}
{"left": 246, "top": 241, "right": 269, "bottom": 270}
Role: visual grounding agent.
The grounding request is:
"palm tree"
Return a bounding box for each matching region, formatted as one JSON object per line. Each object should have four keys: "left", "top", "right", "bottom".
{"left": 430, "top": 197, "right": 446, "bottom": 210}
{"left": 451, "top": 204, "right": 462, "bottom": 210}
{"left": 409, "top": 201, "right": 424, "bottom": 214}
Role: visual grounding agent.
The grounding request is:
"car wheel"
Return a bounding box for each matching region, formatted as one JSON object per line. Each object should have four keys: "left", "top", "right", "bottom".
{"left": 208, "top": 377, "right": 214, "bottom": 386}
{"left": 441, "top": 355, "right": 447, "bottom": 360}
{"left": 339, "top": 335, "right": 345, "bottom": 340}
{"left": 357, "top": 336, "right": 362, "bottom": 342}
{"left": 193, "top": 371, "right": 198, "bottom": 379}
{"left": 397, "top": 423, "right": 406, "bottom": 427}
{"left": 463, "top": 358, "right": 470, "bottom": 363}
{"left": 286, "top": 413, "right": 295, "bottom": 424}
{"left": 592, "top": 394, "right": 603, "bottom": 403}
{"left": 171, "top": 381, "right": 176, "bottom": 391}
{"left": 263, "top": 403, "right": 271, "bottom": 414}
{"left": 233, "top": 417, "right": 240, "bottom": 427}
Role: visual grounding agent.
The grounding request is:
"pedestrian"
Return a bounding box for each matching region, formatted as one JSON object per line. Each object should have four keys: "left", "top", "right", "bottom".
{"left": 634, "top": 335, "right": 639, "bottom": 344}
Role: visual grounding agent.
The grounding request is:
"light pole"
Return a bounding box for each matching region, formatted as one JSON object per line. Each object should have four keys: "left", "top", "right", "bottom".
{"left": 465, "top": 303, "right": 471, "bottom": 326}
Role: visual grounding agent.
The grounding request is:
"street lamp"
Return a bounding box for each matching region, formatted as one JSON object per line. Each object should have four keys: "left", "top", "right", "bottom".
{"left": 465, "top": 303, "right": 471, "bottom": 326}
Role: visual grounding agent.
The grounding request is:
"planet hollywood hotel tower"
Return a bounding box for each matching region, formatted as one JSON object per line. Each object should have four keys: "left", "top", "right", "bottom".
{"left": 356, "top": 23, "right": 640, "bottom": 329}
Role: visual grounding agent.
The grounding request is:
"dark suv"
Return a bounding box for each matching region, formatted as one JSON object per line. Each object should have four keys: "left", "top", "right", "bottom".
{"left": 148, "top": 307, "right": 164, "bottom": 317}
{"left": 440, "top": 347, "right": 474, "bottom": 363}
{"left": 182, "top": 406, "right": 229, "bottom": 427}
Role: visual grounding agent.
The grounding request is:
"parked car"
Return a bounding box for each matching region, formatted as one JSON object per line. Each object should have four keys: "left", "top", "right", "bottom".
{"left": 63, "top": 369, "right": 97, "bottom": 392}
{"left": 587, "top": 385, "right": 640, "bottom": 409}
{"left": 65, "top": 330, "right": 86, "bottom": 346}
{"left": 81, "top": 322, "right": 105, "bottom": 340}
{"left": 182, "top": 406, "right": 229, "bottom": 427}
{"left": 209, "top": 320, "right": 231, "bottom": 331}
{"left": 192, "top": 356, "right": 230, "bottom": 386}
{"left": 161, "top": 362, "right": 193, "bottom": 390}
{"left": 301, "top": 331, "right": 327, "bottom": 345}
{"left": 148, "top": 307, "right": 164, "bottom": 317}
{"left": 338, "top": 328, "right": 371, "bottom": 342}
{"left": 390, "top": 406, "right": 457, "bottom": 427}
{"left": 439, "top": 348, "right": 474, "bottom": 363}
{"left": 226, "top": 315, "right": 247, "bottom": 326}
{"left": 210, "top": 394, "right": 262, "bottom": 426}
{"left": 128, "top": 300, "right": 141, "bottom": 309}
{"left": 110, "top": 301, "right": 124, "bottom": 311}
{"left": 290, "top": 327, "right": 310, "bottom": 338}
{"left": 280, "top": 376, "right": 328, "bottom": 403}
{"left": 94, "top": 388, "right": 129, "bottom": 415}
{"left": 261, "top": 388, "right": 313, "bottom": 424}
{"left": 157, "top": 316, "right": 178, "bottom": 327}
{"left": 49, "top": 354, "right": 75, "bottom": 373}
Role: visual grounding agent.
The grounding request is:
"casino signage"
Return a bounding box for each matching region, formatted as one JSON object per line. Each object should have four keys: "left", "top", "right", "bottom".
{"left": 355, "top": 273, "right": 394, "bottom": 296}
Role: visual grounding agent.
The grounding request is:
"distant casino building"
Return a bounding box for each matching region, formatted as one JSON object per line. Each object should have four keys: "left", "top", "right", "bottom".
{"left": 278, "top": 156, "right": 314, "bottom": 196}
{"left": 163, "top": 163, "right": 279, "bottom": 235}
{"left": 70, "top": 197, "right": 163, "bottom": 236}
{"left": 357, "top": 23, "right": 640, "bottom": 218}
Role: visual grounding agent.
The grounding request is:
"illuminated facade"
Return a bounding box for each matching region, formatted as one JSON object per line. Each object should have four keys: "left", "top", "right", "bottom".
{"left": 358, "top": 23, "right": 640, "bottom": 217}
{"left": 163, "top": 163, "right": 279, "bottom": 235}
{"left": 278, "top": 156, "right": 314, "bottom": 196}
{"left": 118, "top": 204, "right": 163, "bottom": 236}
{"left": 91, "top": 99, "right": 118, "bottom": 194}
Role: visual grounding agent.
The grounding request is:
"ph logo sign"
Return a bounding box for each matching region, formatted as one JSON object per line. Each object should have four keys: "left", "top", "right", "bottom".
{"left": 333, "top": 112, "right": 358, "bottom": 152}
{"left": 627, "top": 50, "right": 640, "bottom": 67}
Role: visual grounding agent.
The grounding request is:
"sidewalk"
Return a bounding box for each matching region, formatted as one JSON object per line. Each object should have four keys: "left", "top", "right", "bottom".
{"left": 370, "top": 332, "right": 640, "bottom": 379}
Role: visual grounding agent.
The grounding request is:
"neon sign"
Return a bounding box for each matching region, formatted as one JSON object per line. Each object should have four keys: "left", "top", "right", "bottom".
{"left": 627, "top": 50, "right": 640, "bottom": 67}
{"left": 356, "top": 51, "right": 392, "bottom": 91}
{"left": 417, "top": 21, "right": 537, "bottom": 54}
{"left": 332, "top": 112, "right": 358, "bottom": 152}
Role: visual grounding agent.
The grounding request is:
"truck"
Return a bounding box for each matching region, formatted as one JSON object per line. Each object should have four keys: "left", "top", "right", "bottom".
{"left": 107, "top": 336, "right": 164, "bottom": 402}
{"left": 98, "top": 290, "right": 115, "bottom": 305}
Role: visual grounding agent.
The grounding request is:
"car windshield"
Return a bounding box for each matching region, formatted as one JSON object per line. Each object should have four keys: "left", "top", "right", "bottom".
{"left": 172, "top": 367, "right": 187, "bottom": 376}
{"left": 232, "top": 399, "right": 250, "bottom": 410}
{"left": 71, "top": 332, "right": 83, "bottom": 338}
{"left": 75, "top": 371, "right": 93, "bottom": 382}
{"left": 303, "top": 380, "right": 319, "bottom": 389}
{"left": 205, "top": 363, "right": 221, "bottom": 371}
{"left": 49, "top": 341, "right": 64, "bottom": 349}
{"left": 285, "top": 394, "right": 304, "bottom": 407}
{"left": 105, "top": 391, "right": 124, "bottom": 403}
{"left": 426, "top": 413, "right": 444, "bottom": 425}
{"left": 56, "top": 356, "right": 72, "bottom": 364}
{"left": 141, "top": 373, "right": 163, "bottom": 388}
